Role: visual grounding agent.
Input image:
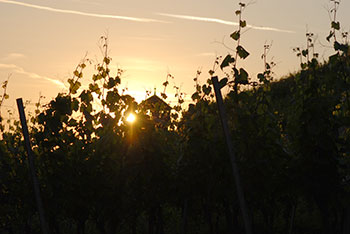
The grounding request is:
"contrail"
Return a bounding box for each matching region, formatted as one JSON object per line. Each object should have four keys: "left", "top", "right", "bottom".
{"left": 0, "top": 0, "right": 163, "bottom": 23}
{"left": 158, "top": 13, "right": 239, "bottom": 26}
{"left": 158, "top": 13, "right": 295, "bottom": 33}
{"left": 0, "top": 63, "right": 65, "bottom": 88}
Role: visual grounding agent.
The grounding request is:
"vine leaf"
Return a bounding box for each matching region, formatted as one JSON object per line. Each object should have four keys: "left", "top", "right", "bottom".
{"left": 115, "top": 76, "right": 121, "bottom": 85}
{"left": 202, "top": 84, "right": 212, "bottom": 95}
{"left": 240, "top": 20, "right": 247, "bottom": 28}
{"left": 334, "top": 41, "right": 348, "bottom": 52}
{"left": 68, "top": 78, "right": 81, "bottom": 94}
{"left": 71, "top": 98, "right": 79, "bottom": 111}
{"left": 89, "top": 83, "right": 100, "bottom": 94}
{"left": 302, "top": 49, "right": 308, "bottom": 57}
{"left": 237, "top": 46, "right": 250, "bottom": 59}
{"left": 257, "top": 73, "right": 265, "bottom": 82}
{"left": 237, "top": 68, "right": 249, "bottom": 84}
{"left": 230, "top": 31, "right": 240, "bottom": 41}
{"left": 107, "top": 78, "right": 116, "bottom": 89}
{"left": 331, "top": 21, "right": 340, "bottom": 30}
{"left": 220, "top": 54, "right": 235, "bottom": 70}
{"left": 191, "top": 92, "right": 200, "bottom": 101}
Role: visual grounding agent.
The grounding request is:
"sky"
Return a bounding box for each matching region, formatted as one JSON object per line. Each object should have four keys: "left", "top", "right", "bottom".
{"left": 0, "top": 0, "right": 349, "bottom": 113}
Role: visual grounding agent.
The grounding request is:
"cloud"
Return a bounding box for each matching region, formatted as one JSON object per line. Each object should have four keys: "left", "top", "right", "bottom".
{"left": 158, "top": 13, "right": 239, "bottom": 26}
{"left": 0, "top": 63, "right": 65, "bottom": 88}
{"left": 158, "top": 13, "right": 295, "bottom": 33}
{"left": 0, "top": 0, "right": 164, "bottom": 23}
{"left": 7, "top": 53, "right": 25, "bottom": 59}
{"left": 2, "top": 53, "right": 26, "bottom": 61}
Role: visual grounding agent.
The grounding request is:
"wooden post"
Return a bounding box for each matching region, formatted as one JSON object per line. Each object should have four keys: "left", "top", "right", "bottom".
{"left": 211, "top": 77, "right": 253, "bottom": 234}
{"left": 16, "top": 98, "right": 49, "bottom": 234}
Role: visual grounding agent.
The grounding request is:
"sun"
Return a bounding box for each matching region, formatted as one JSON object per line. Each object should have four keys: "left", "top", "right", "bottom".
{"left": 126, "top": 113, "right": 136, "bottom": 123}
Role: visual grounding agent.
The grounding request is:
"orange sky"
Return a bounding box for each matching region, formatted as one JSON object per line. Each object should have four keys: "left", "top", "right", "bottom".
{"left": 0, "top": 0, "right": 349, "bottom": 113}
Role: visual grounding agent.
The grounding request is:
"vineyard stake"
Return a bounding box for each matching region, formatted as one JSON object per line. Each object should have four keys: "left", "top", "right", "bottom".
{"left": 211, "top": 77, "right": 253, "bottom": 234}
{"left": 17, "top": 98, "right": 49, "bottom": 234}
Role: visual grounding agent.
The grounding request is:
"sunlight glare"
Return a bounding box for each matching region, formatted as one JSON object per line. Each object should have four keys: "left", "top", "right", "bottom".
{"left": 126, "top": 113, "right": 136, "bottom": 123}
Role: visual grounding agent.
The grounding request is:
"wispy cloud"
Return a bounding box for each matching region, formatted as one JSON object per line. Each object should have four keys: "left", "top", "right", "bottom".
{"left": 2, "top": 53, "right": 26, "bottom": 61}
{"left": 0, "top": 0, "right": 164, "bottom": 23}
{"left": 0, "top": 63, "right": 65, "bottom": 87}
{"left": 158, "top": 13, "right": 295, "bottom": 33}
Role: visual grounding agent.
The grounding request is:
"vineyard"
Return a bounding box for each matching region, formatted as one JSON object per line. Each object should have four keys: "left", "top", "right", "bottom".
{"left": 1, "top": 1, "right": 350, "bottom": 234}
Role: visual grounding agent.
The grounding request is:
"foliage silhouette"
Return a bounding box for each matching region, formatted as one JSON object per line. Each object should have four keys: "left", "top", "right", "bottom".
{"left": 1, "top": 1, "right": 350, "bottom": 234}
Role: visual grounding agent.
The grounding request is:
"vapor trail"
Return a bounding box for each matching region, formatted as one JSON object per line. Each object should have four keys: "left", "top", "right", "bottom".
{"left": 0, "top": 63, "right": 65, "bottom": 88}
{"left": 0, "top": 0, "right": 163, "bottom": 23}
{"left": 158, "top": 13, "right": 295, "bottom": 33}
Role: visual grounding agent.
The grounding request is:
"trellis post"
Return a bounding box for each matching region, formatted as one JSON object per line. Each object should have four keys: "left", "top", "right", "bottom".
{"left": 17, "top": 98, "right": 49, "bottom": 234}
{"left": 211, "top": 77, "right": 252, "bottom": 234}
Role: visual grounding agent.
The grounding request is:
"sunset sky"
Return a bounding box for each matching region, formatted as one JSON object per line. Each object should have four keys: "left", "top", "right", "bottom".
{"left": 0, "top": 0, "right": 349, "bottom": 111}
